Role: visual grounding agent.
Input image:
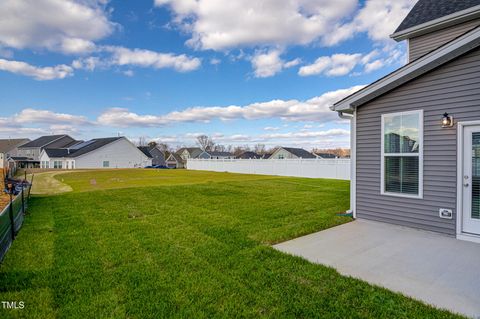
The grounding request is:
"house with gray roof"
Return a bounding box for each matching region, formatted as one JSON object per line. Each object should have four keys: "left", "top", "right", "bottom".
{"left": 138, "top": 145, "right": 167, "bottom": 166}
{"left": 39, "top": 137, "right": 151, "bottom": 169}
{"left": 165, "top": 153, "right": 185, "bottom": 169}
{"left": 269, "top": 147, "right": 317, "bottom": 159}
{"left": 331, "top": 0, "right": 480, "bottom": 242}
{"left": 0, "top": 138, "right": 30, "bottom": 169}
{"left": 16, "top": 135, "right": 77, "bottom": 168}
{"left": 199, "top": 150, "right": 234, "bottom": 159}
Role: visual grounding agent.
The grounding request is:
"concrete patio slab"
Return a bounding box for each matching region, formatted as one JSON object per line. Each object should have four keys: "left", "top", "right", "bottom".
{"left": 274, "top": 219, "right": 480, "bottom": 318}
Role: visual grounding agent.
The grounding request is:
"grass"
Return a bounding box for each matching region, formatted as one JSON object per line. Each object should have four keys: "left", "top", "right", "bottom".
{"left": 0, "top": 169, "right": 462, "bottom": 318}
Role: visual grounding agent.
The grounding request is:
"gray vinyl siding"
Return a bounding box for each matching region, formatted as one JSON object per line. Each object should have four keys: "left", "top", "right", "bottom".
{"left": 356, "top": 45, "right": 480, "bottom": 236}
{"left": 149, "top": 147, "right": 166, "bottom": 166}
{"left": 409, "top": 18, "right": 480, "bottom": 61}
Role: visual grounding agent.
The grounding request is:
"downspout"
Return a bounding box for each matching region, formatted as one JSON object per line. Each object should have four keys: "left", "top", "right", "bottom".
{"left": 336, "top": 109, "right": 356, "bottom": 218}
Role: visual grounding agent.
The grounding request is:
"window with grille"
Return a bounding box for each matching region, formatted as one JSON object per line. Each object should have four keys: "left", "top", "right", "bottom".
{"left": 381, "top": 110, "right": 423, "bottom": 198}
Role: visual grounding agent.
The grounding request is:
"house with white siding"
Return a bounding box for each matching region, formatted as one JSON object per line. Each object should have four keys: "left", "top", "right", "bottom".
{"left": 39, "top": 137, "right": 151, "bottom": 169}
{"left": 16, "top": 135, "right": 78, "bottom": 168}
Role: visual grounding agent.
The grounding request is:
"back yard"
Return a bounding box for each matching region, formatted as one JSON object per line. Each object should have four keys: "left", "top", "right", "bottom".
{"left": 0, "top": 170, "right": 460, "bottom": 318}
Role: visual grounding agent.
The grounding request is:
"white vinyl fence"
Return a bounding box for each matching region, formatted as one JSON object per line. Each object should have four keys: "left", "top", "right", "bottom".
{"left": 187, "top": 159, "right": 351, "bottom": 180}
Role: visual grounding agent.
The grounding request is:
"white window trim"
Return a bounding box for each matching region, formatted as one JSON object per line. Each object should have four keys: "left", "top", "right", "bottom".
{"left": 380, "top": 109, "right": 424, "bottom": 199}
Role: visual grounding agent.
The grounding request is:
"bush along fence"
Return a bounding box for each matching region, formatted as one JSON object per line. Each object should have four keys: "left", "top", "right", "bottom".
{"left": 0, "top": 173, "right": 33, "bottom": 262}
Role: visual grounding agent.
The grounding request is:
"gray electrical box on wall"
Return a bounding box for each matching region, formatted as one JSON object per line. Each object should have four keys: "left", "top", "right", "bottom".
{"left": 439, "top": 209, "right": 453, "bottom": 219}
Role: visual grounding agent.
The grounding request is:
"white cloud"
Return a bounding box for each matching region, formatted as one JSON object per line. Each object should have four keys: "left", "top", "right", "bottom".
{"left": 14, "top": 108, "right": 90, "bottom": 125}
{"left": 299, "top": 53, "right": 362, "bottom": 77}
{"left": 155, "top": 0, "right": 358, "bottom": 50}
{"left": 210, "top": 58, "right": 221, "bottom": 65}
{"left": 264, "top": 126, "right": 280, "bottom": 131}
{"left": 0, "top": 59, "right": 74, "bottom": 80}
{"left": 251, "top": 50, "right": 284, "bottom": 78}
{"left": 155, "top": 0, "right": 414, "bottom": 51}
{"left": 251, "top": 50, "right": 302, "bottom": 78}
{"left": 97, "top": 85, "right": 365, "bottom": 127}
{"left": 261, "top": 128, "right": 349, "bottom": 139}
{"left": 0, "top": 108, "right": 94, "bottom": 138}
{"left": 299, "top": 48, "right": 402, "bottom": 77}
{"left": 0, "top": 0, "right": 115, "bottom": 54}
{"left": 324, "top": 0, "right": 415, "bottom": 45}
{"left": 71, "top": 46, "right": 202, "bottom": 73}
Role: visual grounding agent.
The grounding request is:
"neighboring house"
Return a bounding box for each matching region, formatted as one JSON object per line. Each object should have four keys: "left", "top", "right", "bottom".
{"left": 269, "top": 147, "right": 317, "bottom": 159}
{"left": 315, "top": 152, "right": 338, "bottom": 159}
{"left": 39, "top": 137, "right": 151, "bottom": 169}
{"left": 0, "top": 139, "right": 30, "bottom": 169}
{"left": 166, "top": 153, "right": 184, "bottom": 169}
{"left": 261, "top": 153, "right": 272, "bottom": 159}
{"left": 138, "top": 145, "right": 167, "bottom": 166}
{"left": 16, "top": 135, "right": 77, "bottom": 168}
{"left": 331, "top": 0, "right": 480, "bottom": 242}
{"left": 177, "top": 148, "right": 203, "bottom": 161}
{"left": 199, "top": 151, "right": 234, "bottom": 159}
{"left": 236, "top": 151, "right": 261, "bottom": 159}
{"left": 166, "top": 147, "right": 204, "bottom": 168}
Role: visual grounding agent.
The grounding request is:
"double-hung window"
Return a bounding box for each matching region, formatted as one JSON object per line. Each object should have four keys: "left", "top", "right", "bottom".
{"left": 381, "top": 110, "right": 423, "bottom": 198}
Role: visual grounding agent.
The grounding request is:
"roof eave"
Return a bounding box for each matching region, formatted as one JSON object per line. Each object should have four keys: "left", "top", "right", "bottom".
{"left": 333, "top": 26, "right": 480, "bottom": 112}
{"left": 391, "top": 5, "right": 480, "bottom": 41}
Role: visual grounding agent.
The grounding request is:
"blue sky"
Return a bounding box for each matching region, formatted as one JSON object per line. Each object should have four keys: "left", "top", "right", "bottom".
{"left": 0, "top": 0, "right": 416, "bottom": 149}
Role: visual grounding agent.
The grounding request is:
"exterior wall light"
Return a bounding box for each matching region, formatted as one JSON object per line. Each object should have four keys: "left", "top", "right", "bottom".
{"left": 442, "top": 112, "right": 454, "bottom": 128}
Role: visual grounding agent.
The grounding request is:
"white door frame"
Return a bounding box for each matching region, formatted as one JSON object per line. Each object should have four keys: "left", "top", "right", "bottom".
{"left": 457, "top": 120, "right": 480, "bottom": 243}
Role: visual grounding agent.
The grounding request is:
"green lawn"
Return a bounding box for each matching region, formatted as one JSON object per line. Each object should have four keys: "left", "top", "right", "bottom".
{"left": 0, "top": 170, "right": 461, "bottom": 318}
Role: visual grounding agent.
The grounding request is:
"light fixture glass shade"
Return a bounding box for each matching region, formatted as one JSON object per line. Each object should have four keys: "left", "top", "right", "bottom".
{"left": 442, "top": 113, "right": 453, "bottom": 127}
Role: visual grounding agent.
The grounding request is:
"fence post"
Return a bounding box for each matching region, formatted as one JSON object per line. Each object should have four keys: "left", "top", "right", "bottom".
{"left": 28, "top": 174, "right": 34, "bottom": 200}
{"left": 8, "top": 185, "right": 15, "bottom": 240}
{"left": 21, "top": 187, "right": 25, "bottom": 214}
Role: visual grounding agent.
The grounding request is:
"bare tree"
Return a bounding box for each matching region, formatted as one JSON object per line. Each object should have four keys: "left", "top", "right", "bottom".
{"left": 214, "top": 144, "right": 227, "bottom": 152}
{"left": 196, "top": 135, "right": 215, "bottom": 151}
{"left": 156, "top": 143, "right": 170, "bottom": 153}
{"left": 253, "top": 144, "right": 266, "bottom": 154}
{"left": 137, "top": 136, "right": 147, "bottom": 146}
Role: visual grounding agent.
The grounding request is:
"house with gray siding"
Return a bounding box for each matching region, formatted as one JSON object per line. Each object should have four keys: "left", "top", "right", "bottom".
{"left": 138, "top": 145, "right": 167, "bottom": 166}
{"left": 332, "top": 0, "right": 480, "bottom": 243}
{"left": 15, "top": 135, "right": 78, "bottom": 168}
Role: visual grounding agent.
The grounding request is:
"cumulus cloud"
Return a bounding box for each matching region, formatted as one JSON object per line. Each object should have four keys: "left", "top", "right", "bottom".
{"left": 14, "top": 108, "right": 91, "bottom": 125}
{"left": 0, "top": 0, "right": 115, "bottom": 54}
{"left": 73, "top": 46, "right": 202, "bottom": 73}
{"left": 299, "top": 48, "right": 402, "bottom": 77}
{"left": 323, "top": 0, "right": 415, "bottom": 45}
{"left": 104, "top": 46, "right": 201, "bottom": 72}
{"left": 299, "top": 53, "right": 362, "bottom": 77}
{"left": 155, "top": 0, "right": 414, "bottom": 51}
{"left": 97, "top": 85, "right": 365, "bottom": 127}
{"left": 0, "top": 108, "right": 94, "bottom": 138}
{"left": 0, "top": 59, "right": 74, "bottom": 80}
{"left": 251, "top": 50, "right": 301, "bottom": 78}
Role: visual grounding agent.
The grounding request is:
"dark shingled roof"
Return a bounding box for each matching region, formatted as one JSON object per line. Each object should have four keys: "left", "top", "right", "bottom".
{"left": 138, "top": 146, "right": 153, "bottom": 158}
{"left": 44, "top": 137, "right": 123, "bottom": 158}
{"left": 395, "top": 0, "right": 480, "bottom": 33}
{"left": 0, "top": 139, "right": 30, "bottom": 153}
{"left": 282, "top": 147, "right": 316, "bottom": 159}
{"left": 19, "top": 135, "right": 69, "bottom": 148}
{"left": 209, "top": 151, "right": 233, "bottom": 157}
{"left": 236, "top": 151, "right": 261, "bottom": 159}
{"left": 44, "top": 149, "right": 71, "bottom": 157}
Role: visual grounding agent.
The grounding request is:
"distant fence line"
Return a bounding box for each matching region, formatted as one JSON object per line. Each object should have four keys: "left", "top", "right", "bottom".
{"left": 0, "top": 184, "right": 32, "bottom": 262}
{"left": 186, "top": 158, "right": 351, "bottom": 180}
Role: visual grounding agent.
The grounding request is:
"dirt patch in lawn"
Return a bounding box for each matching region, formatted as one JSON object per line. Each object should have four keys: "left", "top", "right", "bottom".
{"left": 0, "top": 192, "right": 11, "bottom": 212}
{"left": 28, "top": 171, "right": 76, "bottom": 195}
